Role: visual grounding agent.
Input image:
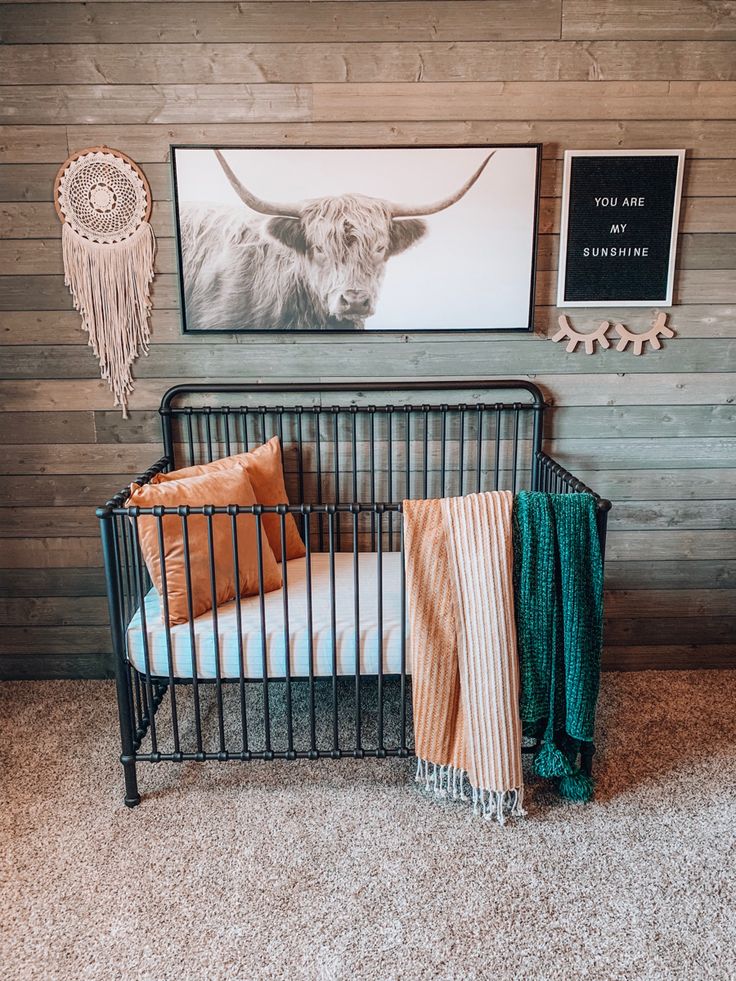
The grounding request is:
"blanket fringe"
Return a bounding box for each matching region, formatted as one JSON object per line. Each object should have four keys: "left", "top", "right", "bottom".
{"left": 415, "top": 757, "right": 526, "bottom": 824}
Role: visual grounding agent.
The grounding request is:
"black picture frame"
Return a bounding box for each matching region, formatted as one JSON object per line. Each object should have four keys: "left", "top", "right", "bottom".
{"left": 170, "top": 143, "right": 542, "bottom": 335}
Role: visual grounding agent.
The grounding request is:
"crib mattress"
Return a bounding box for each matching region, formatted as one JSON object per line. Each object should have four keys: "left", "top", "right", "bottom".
{"left": 126, "top": 552, "right": 408, "bottom": 680}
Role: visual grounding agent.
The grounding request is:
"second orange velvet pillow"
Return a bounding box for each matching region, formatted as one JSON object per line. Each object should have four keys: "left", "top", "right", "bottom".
{"left": 127, "top": 466, "right": 282, "bottom": 626}
{"left": 152, "top": 436, "right": 306, "bottom": 562}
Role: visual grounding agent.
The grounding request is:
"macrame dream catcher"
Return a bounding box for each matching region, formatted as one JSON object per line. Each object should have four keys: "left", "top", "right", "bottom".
{"left": 54, "top": 146, "right": 155, "bottom": 417}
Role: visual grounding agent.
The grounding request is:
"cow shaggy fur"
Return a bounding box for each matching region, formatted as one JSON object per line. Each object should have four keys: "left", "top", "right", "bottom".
{"left": 180, "top": 198, "right": 427, "bottom": 331}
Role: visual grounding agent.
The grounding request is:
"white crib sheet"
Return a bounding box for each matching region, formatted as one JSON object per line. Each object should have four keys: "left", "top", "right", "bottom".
{"left": 126, "top": 552, "right": 408, "bottom": 680}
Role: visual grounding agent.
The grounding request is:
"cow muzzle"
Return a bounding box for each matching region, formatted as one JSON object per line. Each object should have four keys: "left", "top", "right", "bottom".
{"left": 333, "top": 289, "right": 374, "bottom": 320}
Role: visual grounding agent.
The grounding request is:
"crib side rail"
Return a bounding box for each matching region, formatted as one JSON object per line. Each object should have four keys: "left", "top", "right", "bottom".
{"left": 99, "top": 491, "right": 412, "bottom": 766}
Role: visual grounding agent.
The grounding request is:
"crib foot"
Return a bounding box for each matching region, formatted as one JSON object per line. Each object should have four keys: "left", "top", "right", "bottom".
{"left": 122, "top": 761, "right": 140, "bottom": 808}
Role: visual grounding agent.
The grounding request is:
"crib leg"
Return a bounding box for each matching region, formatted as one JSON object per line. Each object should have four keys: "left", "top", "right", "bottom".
{"left": 122, "top": 760, "right": 141, "bottom": 808}
{"left": 580, "top": 741, "right": 595, "bottom": 777}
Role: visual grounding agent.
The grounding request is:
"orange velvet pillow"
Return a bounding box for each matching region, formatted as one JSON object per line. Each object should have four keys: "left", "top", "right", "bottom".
{"left": 126, "top": 466, "right": 282, "bottom": 627}
{"left": 152, "top": 436, "right": 306, "bottom": 562}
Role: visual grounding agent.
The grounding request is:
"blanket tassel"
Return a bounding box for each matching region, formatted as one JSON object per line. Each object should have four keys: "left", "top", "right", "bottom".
{"left": 414, "top": 758, "right": 526, "bottom": 824}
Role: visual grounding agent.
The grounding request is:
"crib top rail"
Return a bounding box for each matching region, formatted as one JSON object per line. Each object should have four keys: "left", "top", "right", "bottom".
{"left": 158, "top": 380, "right": 547, "bottom": 490}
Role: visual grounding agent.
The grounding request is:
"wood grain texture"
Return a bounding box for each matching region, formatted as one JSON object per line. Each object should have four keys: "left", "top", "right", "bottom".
{"left": 563, "top": 1, "right": 736, "bottom": 41}
{"left": 7, "top": 81, "right": 736, "bottom": 125}
{"left": 62, "top": 120, "right": 736, "bottom": 161}
{"left": 3, "top": 41, "right": 736, "bottom": 85}
{"left": 2, "top": 0, "right": 736, "bottom": 675}
{"left": 2, "top": 372, "right": 734, "bottom": 413}
{"left": 0, "top": 2, "right": 564, "bottom": 44}
{"left": 0, "top": 336, "right": 733, "bottom": 378}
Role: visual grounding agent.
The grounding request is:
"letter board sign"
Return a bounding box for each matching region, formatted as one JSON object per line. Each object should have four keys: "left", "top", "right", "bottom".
{"left": 557, "top": 149, "right": 685, "bottom": 307}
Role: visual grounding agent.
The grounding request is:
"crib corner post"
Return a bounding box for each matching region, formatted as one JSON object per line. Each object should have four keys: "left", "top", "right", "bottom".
{"left": 99, "top": 507, "right": 141, "bottom": 809}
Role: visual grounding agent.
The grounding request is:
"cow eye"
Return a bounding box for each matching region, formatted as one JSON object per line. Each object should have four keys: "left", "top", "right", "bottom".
{"left": 313, "top": 245, "right": 324, "bottom": 255}
{"left": 376, "top": 244, "right": 386, "bottom": 254}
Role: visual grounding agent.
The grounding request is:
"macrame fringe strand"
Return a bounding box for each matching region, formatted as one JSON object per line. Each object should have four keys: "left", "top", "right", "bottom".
{"left": 62, "top": 220, "right": 155, "bottom": 418}
{"left": 415, "top": 758, "right": 526, "bottom": 825}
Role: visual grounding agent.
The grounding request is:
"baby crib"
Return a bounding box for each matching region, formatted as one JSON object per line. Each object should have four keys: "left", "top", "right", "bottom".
{"left": 98, "top": 380, "right": 611, "bottom": 807}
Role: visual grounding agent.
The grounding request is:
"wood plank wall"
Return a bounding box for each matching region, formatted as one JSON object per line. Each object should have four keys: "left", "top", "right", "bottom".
{"left": 1, "top": 0, "right": 735, "bottom": 678}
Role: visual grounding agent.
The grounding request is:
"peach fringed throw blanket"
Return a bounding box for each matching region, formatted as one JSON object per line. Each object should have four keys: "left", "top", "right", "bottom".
{"left": 403, "top": 491, "right": 525, "bottom": 824}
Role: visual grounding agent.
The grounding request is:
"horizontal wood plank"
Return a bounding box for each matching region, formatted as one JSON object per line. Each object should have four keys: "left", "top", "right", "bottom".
{"left": 563, "top": 1, "right": 736, "bottom": 41}
{"left": 0, "top": 568, "right": 106, "bottom": 597}
{"left": 0, "top": 474, "right": 133, "bottom": 505}
{"left": 2, "top": 372, "right": 733, "bottom": 412}
{"left": 0, "top": 2, "right": 564, "bottom": 44}
{"left": 602, "top": 645, "right": 735, "bottom": 670}
{"left": 605, "top": 530, "right": 736, "bottom": 561}
{"left": 604, "top": 561, "right": 736, "bottom": 589}
{"left": 0, "top": 596, "right": 108, "bottom": 626}
{"left": 607, "top": 501, "right": 736, "bottom": 531}
{"left": 0, "top": 625, "right": 111, "bottom": 655}
{"left": 4, "top": 159, "right": 736, "bottom": 206}
{"left": 605, "top": 589, "right": 736, "bottom": 618}
{"left": 61, "top": 120, "right": 736, "bottom": 162}
{"left": 0, "top": 336, "right": 732, "bottom": 378}
{"left": 4, "top": 40, "right": 736, "bottom": 85}
{"left": 0, "top": 654, "right": 111, "bottom": 680}
{"left": 0, "top": 537, "right": 102, "bottom": 568}
{"left": 3, "top": 304, "right": 735, "bottom": 348}
{"left": 5, "top": 81, "right": 736, "bottom": 125}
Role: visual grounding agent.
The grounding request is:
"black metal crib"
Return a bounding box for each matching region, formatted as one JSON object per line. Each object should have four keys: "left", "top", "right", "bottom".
{"left": 98, "top": 380, "right": 611, "bottom": 807}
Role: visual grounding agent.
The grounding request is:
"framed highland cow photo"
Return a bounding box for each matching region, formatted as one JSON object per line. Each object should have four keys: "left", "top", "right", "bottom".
{"left": 171, "top": 144, "right": 541, "bottom": 333}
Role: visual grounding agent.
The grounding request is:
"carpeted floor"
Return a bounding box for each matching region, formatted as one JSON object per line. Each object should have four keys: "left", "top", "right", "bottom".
{"left": 1, "top": 672, "right": 735, "bottom": 981}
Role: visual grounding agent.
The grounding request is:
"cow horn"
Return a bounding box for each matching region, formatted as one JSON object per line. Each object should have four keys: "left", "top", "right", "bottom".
{"left": 215, "top": 150, "right": 303, "bottom": 218}
{"left": 387, "top": 152, "right": 496, "bottom": 218}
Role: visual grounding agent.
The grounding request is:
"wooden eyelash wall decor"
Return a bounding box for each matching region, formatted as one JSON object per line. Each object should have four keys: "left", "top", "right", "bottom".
{"left": 613, "top": 312, "right": 675, "bottom": 355}
{"left": 551, "top": 312, "right": 674, "bottom": 355}
{"left": 551, "top": 315, "right": 611, "bottom": 354}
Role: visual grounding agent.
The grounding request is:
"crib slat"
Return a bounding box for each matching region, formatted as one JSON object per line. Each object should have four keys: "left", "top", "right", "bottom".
{"left": 181, "top": 514, "right": 203, "bottom": 756}
{"left": 280, "top": 511, "right": 294, "bottom": 758}
{"left": 155, "top": 514, "right": 180, "bottom": 756}
{"left": 476, "top": 407, "right": 484, "bottom": 493}
{"left": 303, "top": 514, "right": 316, "bottom": 756}
{"left": 376, "top": 509, "right": 384, "bottom": 754}
{"left": 512, "top": 405, "right": 520, "bottom": 494}
{"left": 352, "top": 508, "right": 362, "bottom": 756}
{"left": 369, "top": 409, "right": 376, "bottom": 550}
{"left": 459, "top": 406, "right": 466, "bottom": 496}
{"left": 328, "top": 509, "right": 339, "bottom": 755}
{"left": 333, "top": 410, "right": 342, "bottom": 551}
{"left": 494, "top": 406, "right": 502, "bottom": 490}
{"left": 440, "top": 406, "right": 447, "bottom": 499}
{"left": 206, "top": 512, "right": 226, "bottom": 756}
{"left": 387, "top": 408, "right": 394, "bottom": 549}
{"left": 315, "top": 409, "right": 324, "bottom": 552}
{"left": 230, "top": 512, "right": 249, "bottom": 758}
{"left": 399, "top": 514, "right": 407, "bottom": 755}
{"left": 255, "top": 512, "right": 271, "bottom": 756}
{"left": 405, "top": 408, "right": 411, "bottom": 502}
{"left": 129, "top": 514, "right": 158, "bottom": 755}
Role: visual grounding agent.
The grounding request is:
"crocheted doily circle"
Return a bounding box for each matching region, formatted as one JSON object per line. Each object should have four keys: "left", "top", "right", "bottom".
{"left": 56, "top": 150, "right": 149, "bottom": 244}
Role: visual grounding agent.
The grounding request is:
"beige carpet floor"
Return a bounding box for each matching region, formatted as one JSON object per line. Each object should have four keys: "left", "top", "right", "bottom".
{"left": 1, "top": 672, "right": 735, "bottom": 981}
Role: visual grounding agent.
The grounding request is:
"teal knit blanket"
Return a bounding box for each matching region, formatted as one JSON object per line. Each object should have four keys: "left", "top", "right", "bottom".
{"left": 512, "top": 491, "right": 604, "bottom": 802}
